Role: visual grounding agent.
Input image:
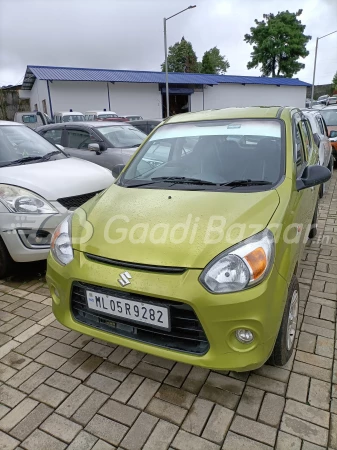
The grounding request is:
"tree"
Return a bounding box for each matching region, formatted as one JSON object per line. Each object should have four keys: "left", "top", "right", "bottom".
{"left": 244, "top": 10, "right": 311, "bottom": 78}
{"left": 333, "top": 71, "right": 337, "bottom": 89}
{"left": 161, "top": 37, "right": 199, "bottom": 73}
{"left": 200, "top": 47, "right": 230, "bottom": 74}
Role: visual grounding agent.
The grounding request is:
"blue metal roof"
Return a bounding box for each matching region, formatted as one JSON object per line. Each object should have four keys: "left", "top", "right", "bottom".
{"left": 22, "top": 65, "right": 311, "bottom": 90}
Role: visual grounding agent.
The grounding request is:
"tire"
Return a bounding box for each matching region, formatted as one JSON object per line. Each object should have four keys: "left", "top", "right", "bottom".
{"left": 319, "top": 183, "right": 324, "bottom": 199}
{"left": 269, "top": 275, "right": 299, "bottom": 366}
{"left": 328, "top": 156, "right": 334, "bottom": 174}
{"left": 308, "top": 204, "right": 318, "bottom": 239}
{"left": 0, "top": 238, "right": 16, "bottom": 279}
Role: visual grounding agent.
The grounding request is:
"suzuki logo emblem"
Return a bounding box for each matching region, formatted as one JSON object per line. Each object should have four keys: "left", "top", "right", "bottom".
{"left": 118, "top": 271, "right": 132, "bottom": 287}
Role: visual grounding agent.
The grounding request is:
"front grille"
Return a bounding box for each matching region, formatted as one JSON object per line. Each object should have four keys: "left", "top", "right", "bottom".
{"left": 57, "top": 191, "right": 102, "bottom": 209}
{"left": 71, "top": 282, "right": 209, "bottom": 355}
{"left": 85, "top": 253, "right": 187, "bottom": 274}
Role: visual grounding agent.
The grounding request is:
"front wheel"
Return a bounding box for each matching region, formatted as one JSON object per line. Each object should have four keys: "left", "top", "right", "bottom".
{"left": 269, "top": 275, "right": 299, "bottom": 366}
{"left": 308, "top": 203, "right": 318, "bottom": 239}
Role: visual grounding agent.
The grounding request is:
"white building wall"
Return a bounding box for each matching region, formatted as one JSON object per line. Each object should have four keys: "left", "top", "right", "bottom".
{"left": 190, "top": 90, "right": 204, "bottom": 112}
{"left": 27, "top": 79, "right": 307, "bottom": 118}
{"left": 200, "top": 84, "right": 306, "bottom": 111}
{"left": 49, "top": 81, "right": 109, "bottom": 114}
{"left": 44, "top": 81, "right": 162, "bottom": 118}
{"left": 109, "top": 83, "right": 162, "bottom": 118}
{"left": 29, "top": 79, "right": 50, "bottom": 114}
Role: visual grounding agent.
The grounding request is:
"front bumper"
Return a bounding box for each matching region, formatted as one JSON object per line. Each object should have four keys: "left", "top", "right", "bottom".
{"left": 0, "top": 210, "right": 68, "bottom": 262}
{"left": 47, "top": 250, "right": 289, "bottom": 371}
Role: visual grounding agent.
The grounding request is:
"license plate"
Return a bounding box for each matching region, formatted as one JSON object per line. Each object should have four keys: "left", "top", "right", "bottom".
{"left": 86, "top": 290, "right": 170, "bottom": 330}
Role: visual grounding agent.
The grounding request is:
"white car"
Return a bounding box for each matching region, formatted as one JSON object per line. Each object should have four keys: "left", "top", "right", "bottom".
{"left": 302, "top": 109, "right": 333, "bottom": 197}
{"left": 84, "top": 111, "right": 118, "bottom": 121}
{"left": 0, "top": 121, "right": 113, "bottom": 277}
{"left": 53, "top": 111, "right": 85, "bottom": 123}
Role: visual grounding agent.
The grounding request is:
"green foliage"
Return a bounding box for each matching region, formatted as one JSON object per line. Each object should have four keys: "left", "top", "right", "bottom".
{"left": 161, "top": 37, "right": 199, "bottom": 73}
{"left": 161, "top": 39, "right": 229, "bottom": 74}
{"left": 333, "top": 71, "right": 337, "bottom": 88}
{"left": 244, "top": 9, "right": 311, "bottom": 77}
{"left": 200, "top": 47, "right": 230, "bottom": 74}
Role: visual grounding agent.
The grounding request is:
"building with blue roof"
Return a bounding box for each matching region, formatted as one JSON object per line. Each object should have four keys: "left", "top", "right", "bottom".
{"left": 22, "top": 65, "right": 310, "bottom": 118}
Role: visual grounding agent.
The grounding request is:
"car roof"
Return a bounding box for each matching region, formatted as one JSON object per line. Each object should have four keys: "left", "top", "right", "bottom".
{"left": 54, "top": 111, "right": 84, "bottom": 116}
{"left": 322, "top": 105, "right": 337, "bottom": 110}
{"left": 85, "top": 111, "right": 116, "bottom": 114}
{"left": 129, "top": 119, "right": 162, "bottom": 124}
{"left": 36, "top": 121, "right": 131, "bottom": 131}
{"left": 0, "top": 120, "right": 23, "bottom": 126}
{"left": 165, "top": 106, "right": 293, "bottom": 124}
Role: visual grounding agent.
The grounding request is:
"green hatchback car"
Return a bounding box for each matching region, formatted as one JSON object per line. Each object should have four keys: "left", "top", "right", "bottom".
{"left": 47, "top": 107, "right": 331, "bottom": 371}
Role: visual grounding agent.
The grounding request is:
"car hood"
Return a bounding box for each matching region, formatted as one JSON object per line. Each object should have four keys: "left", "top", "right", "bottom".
{"left": 72, "top": 184, "right": 280, "bottom": 269}
{"left": 0, "top": 158, "right": 114, "bottom": 201}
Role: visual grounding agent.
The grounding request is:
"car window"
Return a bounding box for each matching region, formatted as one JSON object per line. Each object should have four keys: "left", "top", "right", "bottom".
{"left": 67, "top": 129, "right": 98, "bottom": 149}
{"left": 122, "top": 119, "right": 284, "bottom": 188}
{"left": 62, "top": 115, "right": 85, "bottom": 123}
{"left": 300, "top": 120, "right": 312, "bottom": 158}
{"left": 0, "top": 125, "right": 65, "bottom": 166}
{"left": 294, "top": 125, "right": 305, "bottom": 174}
{"left": 321, "top": 109, "right": 337, "bottom": 126}
{"left": 42, "top": 129, "right": 63, "bottom": 145}
{"left": 22, "top": 115, "right": 37, "bottom": 124}
{"left": 97, "top": 125, "right": 146, "bottom": 148}
{"left": 315, "top": 117, "right": 324, "bottom": 135}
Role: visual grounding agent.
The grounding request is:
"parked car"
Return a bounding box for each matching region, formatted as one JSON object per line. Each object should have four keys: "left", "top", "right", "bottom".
{"left": 128, "top": 119, "right": 163, "bottom": 135}
{"left": 327, "top": 96, "right": 337, "bottom": 106}
{"left": 47, "top": 106, "right": 330, "bottom": 372}
{"left": 302, "top": 109, "right": 333, "bottom": 197}
{"left": 0, "top": 121, "right": 114, "bottom": 278}
{"left": 84, "top": 111, "right": 118, "bottom": 121}
{"left": 36, "top": 121, "right": 147, "bottom": 176}
{"left": 122, "top": 115, "right": 143, "bottom": 121}
{"left": 14, "top": 111, "right": 52, "bottom": 129}
{"left": 320, "top": 106, "right": 337, "bottom": 161}
{"left": 54, "top": 111, "right": 85, "bottom": 123}
{"left": 317, "top": 94, "right": 329, "bottom": 104}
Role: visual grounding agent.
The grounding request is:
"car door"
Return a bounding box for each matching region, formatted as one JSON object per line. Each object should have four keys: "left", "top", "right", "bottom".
{"left": 64, "top": 126, "right": 106, "bottom": 166}
{"left": 298, "top": 115, "right": 319, "bottom": 238}
{"left": 290, "top": 113, "right": 314, "bottom": 259}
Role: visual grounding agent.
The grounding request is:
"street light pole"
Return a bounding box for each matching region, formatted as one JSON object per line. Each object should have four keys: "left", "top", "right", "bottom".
{"left": 311, "top": 30, "right": 337, "bottom": 106}
{"left": 163, "top": 5, "right": 196, "bottom": 118}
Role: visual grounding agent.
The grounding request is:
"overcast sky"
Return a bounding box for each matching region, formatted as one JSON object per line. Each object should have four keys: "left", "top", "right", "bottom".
{"left": 0, "top": 0, "right": 336, "bottom": 87}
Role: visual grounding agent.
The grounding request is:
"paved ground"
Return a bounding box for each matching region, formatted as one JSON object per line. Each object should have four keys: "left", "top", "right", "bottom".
{"left": 0, "top": 176, "right": 336, "bottom": 450}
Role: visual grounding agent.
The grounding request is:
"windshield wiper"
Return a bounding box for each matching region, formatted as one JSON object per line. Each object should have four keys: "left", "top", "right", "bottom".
{"left": 220, "top": 179, "right": 272, "bottom": 187}
{"left": 1, "top": 156, "right": 44, "bottom": 167}
{"left": 39, "top": 150, "right": 63, "bottom": 161}
{"left": 151, "top": 176, "right": 217, "bottom": 185}
{"left": 125, "top": 176, "right": 217, "bottom": 188}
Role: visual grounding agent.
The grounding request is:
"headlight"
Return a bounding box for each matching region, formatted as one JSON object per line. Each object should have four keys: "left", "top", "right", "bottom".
{"left": 51, "top": 215, "right": 73, "bottom": 265}
{"left": 0, "top": 185, "right": 57, "bottom": 214}
{"left": 200, "top": 229, "right": 275, "bottom": 293}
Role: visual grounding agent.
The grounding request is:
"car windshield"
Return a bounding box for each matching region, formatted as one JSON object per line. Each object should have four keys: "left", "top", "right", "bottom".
{"left": 98, "top": 125, "right": 146, "bottom": 148}
{"left": 62, "top": 115, "right": 85, "bottom": 122}
{"left": 121, "top": 119, "right": 283, "bottom": 190}
{"left": 0, "top": 125, "right": 64, "bottom": 166}
{"left": 321, "top": 109, "right": 337, "bottom": 126}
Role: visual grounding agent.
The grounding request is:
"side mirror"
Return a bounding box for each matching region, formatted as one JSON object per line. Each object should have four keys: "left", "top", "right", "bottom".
{"left": 55, "top": 144, "right": 65, "bottom": 151}
{"left": 111, "top": 164, "right": 125, "bottom": 178}
{"left": 88, "top": 143, "right": 101, "bottom": 154}
{"left": 329, "top": 130, "right": 337, "bottom": 139}
{"left": 296, "top": 164, "right": 331, "bottom": 191}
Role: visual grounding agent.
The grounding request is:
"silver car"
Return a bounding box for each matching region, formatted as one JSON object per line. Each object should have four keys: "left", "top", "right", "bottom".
{"left": 302, "top": 109, "right": 333, "bottom": 197}
{"left": 0, "top": 121, "right": 113, "bottom": 277}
